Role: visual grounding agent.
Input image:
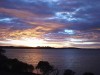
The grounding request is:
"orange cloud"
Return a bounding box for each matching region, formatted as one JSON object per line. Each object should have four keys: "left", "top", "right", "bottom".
{"left": 0, "top": 8, "right": 65, "bottom": 39}
{"left": 8, "top": 22, "right": 64, "bottom": 39}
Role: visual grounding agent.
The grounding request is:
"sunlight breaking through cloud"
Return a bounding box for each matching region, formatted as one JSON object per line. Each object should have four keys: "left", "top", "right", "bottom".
{"left": 0, "top": 0, "right": 100, "bottom": 48}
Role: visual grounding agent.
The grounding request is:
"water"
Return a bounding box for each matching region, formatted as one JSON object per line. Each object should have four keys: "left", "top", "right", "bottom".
{"left": 4, "top": 49, "right": 100, "bottom": 75}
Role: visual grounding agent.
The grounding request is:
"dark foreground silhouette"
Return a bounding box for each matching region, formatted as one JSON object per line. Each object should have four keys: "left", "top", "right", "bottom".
{"left": 36, "top": 61, "right": 59, "bottom": 75}
{"left": 83, "top": 72, "right": 94, "bottom": 75}
{"left": 0, "top": 48, "right": 95, "bottom": 75}
{"left": 63, "top": 69, "right": 75, "bottom": 75}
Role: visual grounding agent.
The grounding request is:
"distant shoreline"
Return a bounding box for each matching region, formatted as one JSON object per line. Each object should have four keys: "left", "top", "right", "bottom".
{"left": 0, "top": 46, "right": 100, "bottom": 50}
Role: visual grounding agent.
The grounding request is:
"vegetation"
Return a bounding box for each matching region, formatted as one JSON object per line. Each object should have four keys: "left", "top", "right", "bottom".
{"left": 0, "top": 48, "right": 95, "bottom": 75}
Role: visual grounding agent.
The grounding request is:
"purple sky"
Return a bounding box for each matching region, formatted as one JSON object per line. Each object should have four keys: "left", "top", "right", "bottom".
{"left": 0, "top": 0, "right": 100, "bottom": 48}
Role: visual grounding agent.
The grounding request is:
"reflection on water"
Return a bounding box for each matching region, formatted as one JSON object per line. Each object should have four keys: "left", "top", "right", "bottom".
{"left": 5, "top": 49, "right": 100, "bottom": 75}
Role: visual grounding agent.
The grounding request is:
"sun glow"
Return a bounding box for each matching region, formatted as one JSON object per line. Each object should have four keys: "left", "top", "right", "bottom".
{"left": 0, "top": 38, "right": 47, "bottom": 47}
{"left": 0, "top": 38, "right": 73, "bottom": 48}
{"left": 23, "top": 38, "right": 47, "bottom": 47}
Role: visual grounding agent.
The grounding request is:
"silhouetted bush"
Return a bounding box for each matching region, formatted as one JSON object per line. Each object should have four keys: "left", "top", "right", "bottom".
{"left": 63, "top": 69, "right": 75, "bottom": 75}
{"left": 3, "top": 58, "right": 34, "bottom": 73}
{"left": 0, "top": 48, "right": 34, "bottom": 75}
{"left": 83, "top": 72, "right": 94, "bottom": 75}
{"left": 0, "top": 48, "right": 96, "bottom": 75}
{"left": 36, "top": 61, "right": 59, "bottom": 75}
{"left": 0, "top": 48, "right": 8, "bottom": 70}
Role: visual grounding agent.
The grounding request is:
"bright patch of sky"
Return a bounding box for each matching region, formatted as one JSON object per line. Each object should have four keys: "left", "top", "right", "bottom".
{"left": 19, "top": 0, "right": 60, "bottom": 4}
{"left": 46, "top": 7, "right": 87, "bottom": 22}
{"left": 0, "top": 18, "right": 13, "bottom": 23}
{"left": 58, "top": 29, "right": 75, "bottom": 35}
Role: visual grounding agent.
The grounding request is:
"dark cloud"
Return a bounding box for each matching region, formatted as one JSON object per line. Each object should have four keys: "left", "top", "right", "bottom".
{"left": 0, "top": 0, "right": 100, "bottom": 48}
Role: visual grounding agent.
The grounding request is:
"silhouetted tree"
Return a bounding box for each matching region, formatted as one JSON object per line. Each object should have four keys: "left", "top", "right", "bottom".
{"left": 63, "top": 69, "right": 75, "bottom": 75}
{"left": 0, "top": 48, "right": 8, "bottom": 70}
{"left": 0, "top": 48, "right": 38, "bottom": 75}
{"left": 83, "top": 72, "right": 94, "bottom": 75}
{"left": 36, "top": 61, "right": 58, "bottom": 75}
{"left": 6, "top": 58, "right": 34, "bottom": 73}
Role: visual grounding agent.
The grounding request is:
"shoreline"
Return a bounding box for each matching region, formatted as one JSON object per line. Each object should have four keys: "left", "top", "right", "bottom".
{"left": 1, "top": 46, "right": 100, "bottom": 50}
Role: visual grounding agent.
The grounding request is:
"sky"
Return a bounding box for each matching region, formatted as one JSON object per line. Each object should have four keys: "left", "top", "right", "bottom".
{"left": 0, "top": 0, "right": 100, "bottom": 48}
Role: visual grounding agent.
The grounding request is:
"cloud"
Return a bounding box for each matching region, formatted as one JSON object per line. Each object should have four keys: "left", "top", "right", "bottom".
{"left": 0, "top": 0, "right": 100, "bottom": 48}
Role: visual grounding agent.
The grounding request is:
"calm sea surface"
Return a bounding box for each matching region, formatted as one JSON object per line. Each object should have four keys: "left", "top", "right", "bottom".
{"left": 4, "top": 49, "right": 100, "bottom": 75}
